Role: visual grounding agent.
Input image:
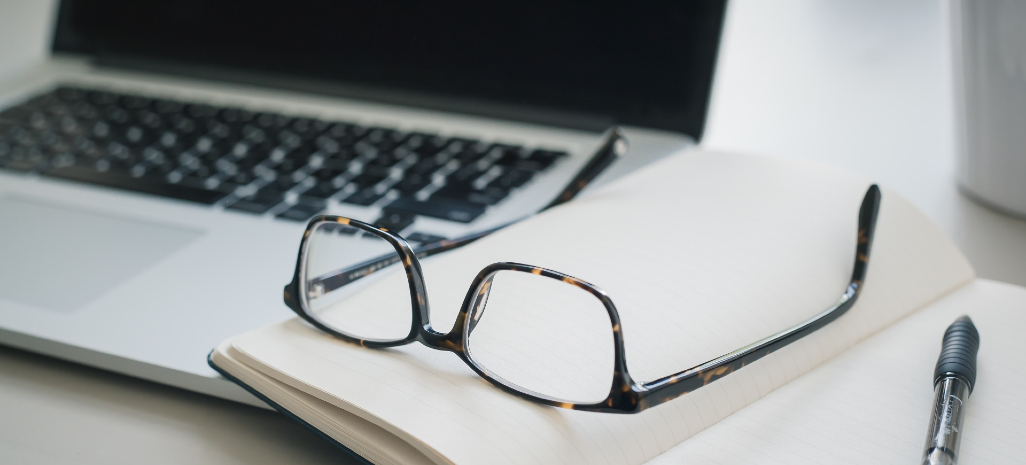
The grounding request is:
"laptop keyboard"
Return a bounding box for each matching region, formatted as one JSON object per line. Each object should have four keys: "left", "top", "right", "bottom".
{"left": 0, "top": 86, "right": 567, "bottom": 227}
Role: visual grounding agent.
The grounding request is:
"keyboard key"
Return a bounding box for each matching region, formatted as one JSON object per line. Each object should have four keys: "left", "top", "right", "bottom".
{"left": 228, "top": 171, "right": 255, "bottom": 186}
{"left": 363, "top": 150, "right": 405, "bottom": 169}
{"left": 213, "top": 180, "right": 239, "bottom": 194}
{"left": 373, "top": 211, "right": 416, "bottom": 233}
{"left": 407, "top": 157, "right": 445, "bottom": 176}
{"left": 407, "top": 134, "right": 452, "bottom": 155}
{"left": 225, "top": 199, "right": 276, "bottom": 214}
{"left": 447, "top": 164, "right": 487, "bottom": 184}
{"left": 405, "top": 232, "right": 447, "bottom": 244}
{"left": 46, "top": 165, "right": 228, "bottom": 204}
{"left": 226, "top": 190, "right": 284, "bottom": 214}
{"left": 464, "top": 186, "right": 509, "bottom": 206}
{"left": 154, "top": 99, "right": 184, "bottom": 114}
{"left": 404, "top": 230, "right": 445, "bottom": 244}
{"left": 219, "top": 108, "right": 250, "bottom": 124}
{"left": 303, "top": 180, "right": 343, "bottom": 199}
{"left": 384, "top": 196, "right": 485, "bottom": 223}
{"left": 434, "top": 180, "right": 508, "bottom": 205}
{"left": 276, "top": 200, "right": 326, "bottom": 222}
{"left": 526, "top": 149, "right": 567, "bottom": 169}
{"left": 121, "top": 95, "right": 152, "bottom": 110}
{"left": 433, "top": 180, "right": 467, "bottom": 196}
{"left": 254, "top": 112, "right": 289, "bottom": 129}
{"left": 348, "top": 171, "right": 388, "bottom": 188}
{"left": 265, "top": 172, "right": 305, "bottom": 192}
{"left": 55, "top": 87, "right": 86, "bottom": 101}
{"left": 453, "top": 140, "right": 492, "bottom": 160}
{"left": 183, "top": 104, "right": 215, "bottom": 119}
{"left": 84, "top": 90, "right": 113, "bottom": 105}
{"left": 290, "top": 118, "right": 320, "bottom": 136}
{"left": 491, "top": 168, "right": 534, "bottom": 189}
{"left": 319, "top": 155, "right": 354, "bottom": 171}
{"left": 310, "top": 167, "right": 346, "bottom": 182}
{"left": 365, "top": 127, "right": 406, "bottom": 145}
{"left": 492, "top": 151, "right": 523, "bottom": 168}
{"left": 393, "top": 173, "right": 432, "bottom": 193}
{"left": 342, "top": 188, "right": 387, "bottom": 206}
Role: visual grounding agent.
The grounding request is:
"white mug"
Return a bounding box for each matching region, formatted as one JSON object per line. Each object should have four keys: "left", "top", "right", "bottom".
{"left": 950, "top": 0, "right": 1026, "bottom": 217}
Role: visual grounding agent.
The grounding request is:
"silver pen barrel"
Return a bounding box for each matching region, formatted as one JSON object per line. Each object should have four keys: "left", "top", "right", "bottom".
{"left": 922, "top": 376, "right": 970, "bottom": 465}
{"left": 921, "top": 316, "right": 980, "bottom": 465}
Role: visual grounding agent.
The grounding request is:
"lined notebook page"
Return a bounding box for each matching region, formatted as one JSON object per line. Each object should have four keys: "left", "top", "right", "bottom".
{"left": 226, "top": 150, "right": 975, "bottom": 465}
{"left": 647, "top": 279, "right": 1026, "bottom": 465}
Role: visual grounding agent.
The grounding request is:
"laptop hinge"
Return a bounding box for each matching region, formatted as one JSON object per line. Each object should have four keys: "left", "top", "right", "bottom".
{"left": 90, "top": 54, "right": 616, "bottom": 134}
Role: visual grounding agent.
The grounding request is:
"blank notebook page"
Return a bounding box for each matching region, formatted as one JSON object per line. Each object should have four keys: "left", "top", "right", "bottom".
{"left": 229, "top": 150, "right": 975, "bottom": 465}
{"left": 649, "top": 279, "right": 1025, "bottom": 465}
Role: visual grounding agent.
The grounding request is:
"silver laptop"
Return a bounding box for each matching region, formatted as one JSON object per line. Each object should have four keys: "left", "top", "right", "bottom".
{"left": 0, "top": 1, "right": 726, "bottom": 406}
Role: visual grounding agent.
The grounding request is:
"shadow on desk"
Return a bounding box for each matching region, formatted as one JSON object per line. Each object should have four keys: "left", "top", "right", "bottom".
{"left": 0, "top": 345, "right": 353, "bottom": 465}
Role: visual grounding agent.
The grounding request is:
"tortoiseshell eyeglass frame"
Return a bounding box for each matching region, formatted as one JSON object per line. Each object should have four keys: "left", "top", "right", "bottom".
{"left": 283, "top": 185, "right": 881, "bottom": 414}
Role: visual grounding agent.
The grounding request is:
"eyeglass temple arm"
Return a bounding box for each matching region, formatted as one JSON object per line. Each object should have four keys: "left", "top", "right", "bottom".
{"left": 307, "top": 228, "right": 499, "bottom": 292}
{"left": 633, "top": 185, "right": 881, "bottom": 411}
{"left": 542, "top": 126, "right": 627, "bottom": 210}
{"left": 307, "top": 127, "right": 628, "bottom": 294}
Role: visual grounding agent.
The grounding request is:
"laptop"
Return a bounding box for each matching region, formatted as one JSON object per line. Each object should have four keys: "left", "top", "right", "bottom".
{"left": 0, "top": 1, "right": 726, "bottom": 406}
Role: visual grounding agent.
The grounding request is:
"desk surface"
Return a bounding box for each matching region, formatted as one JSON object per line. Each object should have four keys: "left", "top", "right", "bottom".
{"left": 2, "top": 0, "right": 1025, "bottom": 464}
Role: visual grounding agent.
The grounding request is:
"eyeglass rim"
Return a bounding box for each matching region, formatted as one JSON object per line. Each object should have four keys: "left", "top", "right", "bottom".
{"left": 284, "top": 217, "right": 428, "bottom": 347}
{"left": 457, "top": 263, "right": 631, "bottom": 406}
{"left": 282, "top": 184, "right": 881, "bottom": 413}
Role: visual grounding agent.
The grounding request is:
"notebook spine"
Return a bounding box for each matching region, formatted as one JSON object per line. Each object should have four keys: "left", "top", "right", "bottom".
{"left": 207, "top": 351, "right": 374, "bottom": 465}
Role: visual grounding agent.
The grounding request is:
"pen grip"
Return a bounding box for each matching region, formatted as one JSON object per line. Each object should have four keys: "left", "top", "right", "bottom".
{"left": 933, "top": 315, "right": 980, "bottom": 392}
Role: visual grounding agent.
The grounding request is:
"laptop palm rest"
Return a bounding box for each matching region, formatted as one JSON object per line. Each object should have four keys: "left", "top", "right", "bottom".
{"left": 0, "top": 197, "right": 202, "bottom": 312}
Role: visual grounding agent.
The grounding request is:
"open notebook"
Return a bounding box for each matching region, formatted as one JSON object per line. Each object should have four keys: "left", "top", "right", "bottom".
{"left": 210, "top": 150, "right": 1025, "bottom": 465}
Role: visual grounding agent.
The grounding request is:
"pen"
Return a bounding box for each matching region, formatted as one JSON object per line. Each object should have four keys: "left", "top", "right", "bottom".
{"left": 921, "top": 315, "right": 980, "bottom": 465}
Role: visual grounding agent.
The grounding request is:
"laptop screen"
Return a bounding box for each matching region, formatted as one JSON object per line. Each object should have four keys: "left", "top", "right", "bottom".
{"left": 52, "top": 1, "right": 727, "bottom": 140}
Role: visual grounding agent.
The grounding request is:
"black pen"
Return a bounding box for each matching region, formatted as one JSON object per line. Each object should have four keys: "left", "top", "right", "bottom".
{"left": 921, "top": 315, "right": 980, "bottom": 465}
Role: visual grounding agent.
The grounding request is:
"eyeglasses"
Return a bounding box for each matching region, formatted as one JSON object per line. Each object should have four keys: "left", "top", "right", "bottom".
{"left": 283, "top": 178, "right": 880, "bottom": 413}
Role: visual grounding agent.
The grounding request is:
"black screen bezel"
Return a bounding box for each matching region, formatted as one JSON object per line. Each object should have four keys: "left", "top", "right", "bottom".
{"left": 51, "top": 1, "right": 726, "bottom": 139}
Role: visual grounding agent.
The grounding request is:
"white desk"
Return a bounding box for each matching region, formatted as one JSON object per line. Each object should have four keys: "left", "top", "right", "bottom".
{"left": 2, "top": 1, "right": 1025, "bottom": 463}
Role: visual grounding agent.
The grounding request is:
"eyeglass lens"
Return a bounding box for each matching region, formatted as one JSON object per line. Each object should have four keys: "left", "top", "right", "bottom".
{"left": 303, "top": 221, "right": 413, "bottom": 342}
{"left": 465, "top": 270, "right": 615, "bottom": 404}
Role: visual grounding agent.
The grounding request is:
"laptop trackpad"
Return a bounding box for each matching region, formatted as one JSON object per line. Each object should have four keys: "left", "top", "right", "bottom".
{"left": 0, "top": 197, "right": 202, "bottom": 312}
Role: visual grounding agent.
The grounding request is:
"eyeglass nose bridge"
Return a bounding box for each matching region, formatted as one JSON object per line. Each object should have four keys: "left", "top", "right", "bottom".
{"left": 416, "top": 270, "right": 496, "bottom": 354}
